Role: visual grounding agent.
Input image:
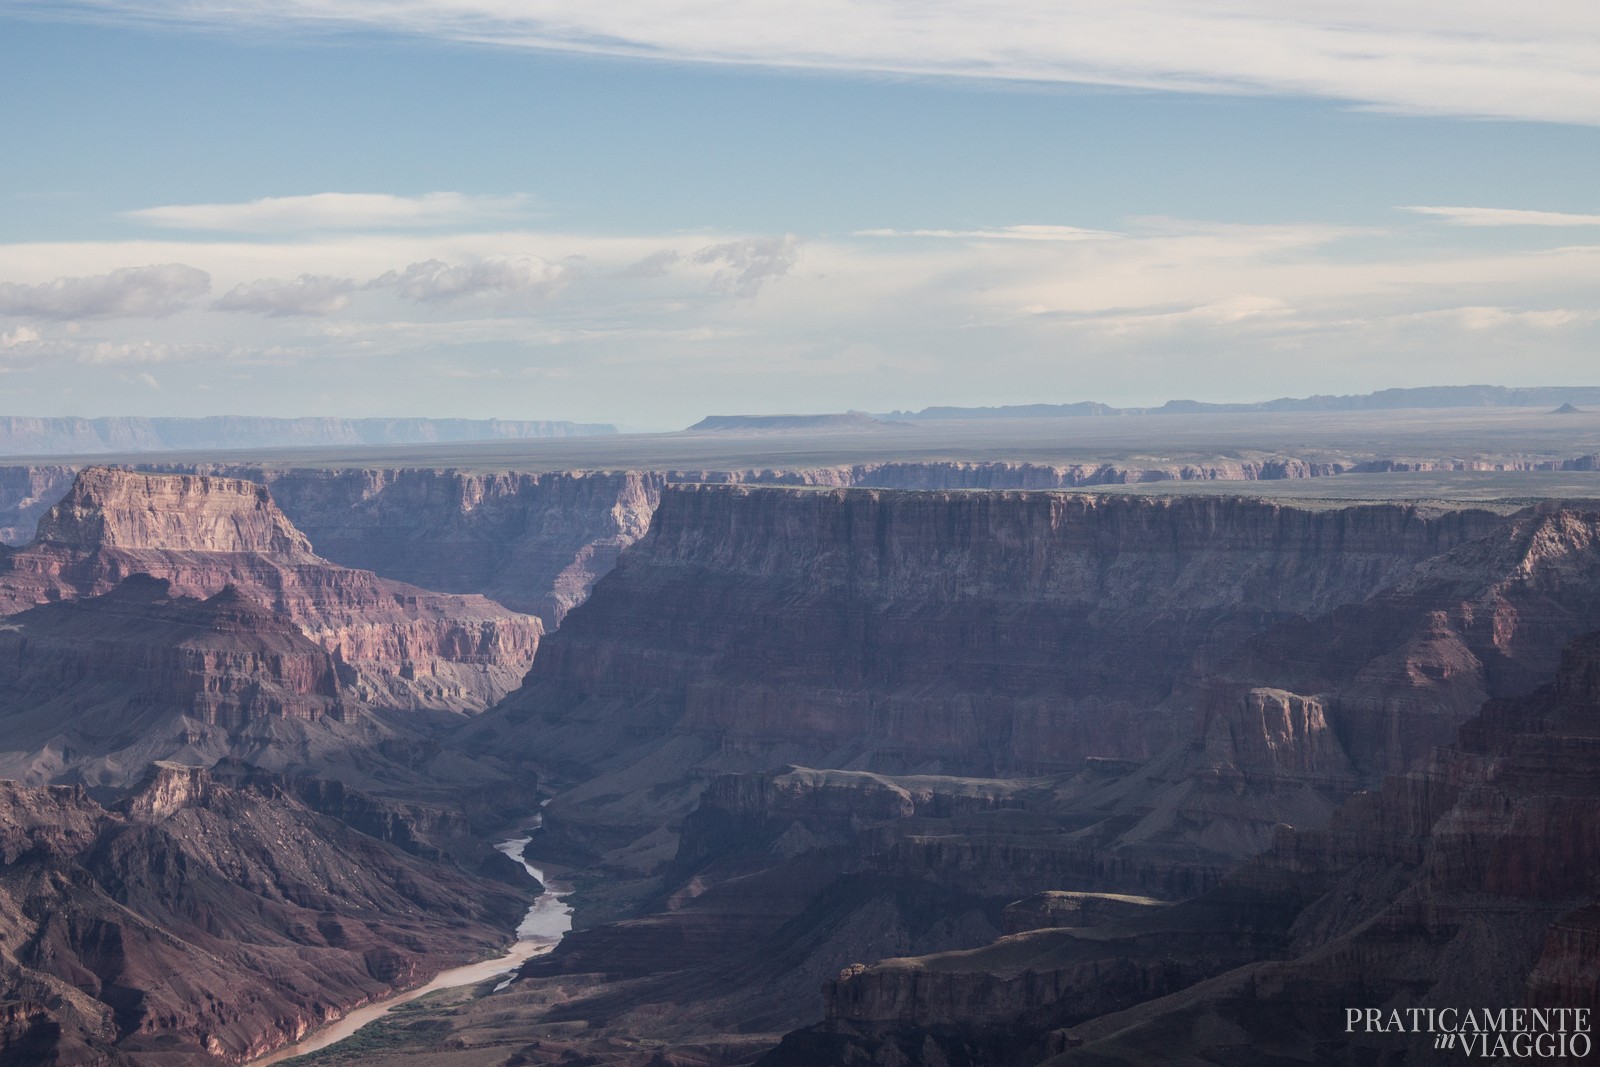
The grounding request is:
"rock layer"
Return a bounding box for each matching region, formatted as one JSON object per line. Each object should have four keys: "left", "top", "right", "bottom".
{"left": 0, "top": 468, "right": 540, "bottom": 713}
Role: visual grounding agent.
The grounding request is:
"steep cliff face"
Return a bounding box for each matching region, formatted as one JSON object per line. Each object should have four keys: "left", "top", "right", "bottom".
{"left": 0, "top": 466, "right": 662, "bottom": 633}
{"left": 0, "top": 764, "right": 530, "bottom": 1066}
{"left": 0, "top": 468, "right": 540, "bottom": 714}
{"left": 240, "top": 467, "right": 663, "bottom": 628}
{"left": 503, "top": 486, "right": 1504, "bottom": 777}
{"left": 0, "top": 577, "right": 357, "bottom": 787}
{"left": 0, "top": 464, "right": 77, "bottom": 545}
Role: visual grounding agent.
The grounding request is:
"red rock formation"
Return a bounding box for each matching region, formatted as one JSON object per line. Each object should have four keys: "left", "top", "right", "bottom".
{"left": 0, "top": 468, "right": 540, "bottom": 713}
{"left": 0, "top": 763, "right": 530, "bottom": 1066}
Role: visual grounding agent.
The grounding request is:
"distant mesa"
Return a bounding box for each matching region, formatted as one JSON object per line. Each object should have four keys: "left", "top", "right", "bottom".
{"left": 0, "top": 415, "right": 618, "bottom": 457}
{"left": 687, "top": 411, "right": 902, "bottom": 433}
{"left": 1552, "top": 403, "right": 1584, "bottom": 414}
{"left": 883, "top": 384, "right": 1600, "bottom": 421}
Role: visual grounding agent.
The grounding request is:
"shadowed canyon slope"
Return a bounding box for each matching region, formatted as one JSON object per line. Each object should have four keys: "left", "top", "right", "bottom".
{"left": 767, "top": 631, "right": 1600, "bottom": 1066}
{"left": 0, "top": 763, "right": 530, "bottom": 1067}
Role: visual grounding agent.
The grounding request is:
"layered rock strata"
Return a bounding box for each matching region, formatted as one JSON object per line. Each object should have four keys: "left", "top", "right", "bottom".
{"left": 489, "top": 487, "right": 1505, "bottom": 786}
{"left": 0, "top": 468, "right": 540, "bottom": 713}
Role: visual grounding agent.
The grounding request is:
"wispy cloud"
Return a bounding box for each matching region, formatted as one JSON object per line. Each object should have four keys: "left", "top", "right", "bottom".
{"left": 0, "top": 264, "right": 210, "bottom": 320}
{"left": 1403, "top": 205, "right": 1600, "bottom": 227}
{"left": 857, "top": 226, "right": 1118, "bottom": 242}
{"left": 20, "top": 1, "right": 1600, "bottom": 125}
{"left": 127, "top": 192, "right": 531, "bottom": 233}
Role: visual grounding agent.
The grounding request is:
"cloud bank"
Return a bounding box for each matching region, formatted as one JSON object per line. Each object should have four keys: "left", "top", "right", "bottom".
{"left": 0, "top": 264, "right": 210, "bottom": 320}
{"left": 1, "top": 213, "right": 1595, "bottom": 421}
{"left": 21, "top": 1, "right": 1600, "bottom": 124}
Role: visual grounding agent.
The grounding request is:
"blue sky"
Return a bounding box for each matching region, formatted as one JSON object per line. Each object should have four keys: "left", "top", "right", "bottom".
{"left": 1, "top": 2, "right": 1597, "bottom": 427}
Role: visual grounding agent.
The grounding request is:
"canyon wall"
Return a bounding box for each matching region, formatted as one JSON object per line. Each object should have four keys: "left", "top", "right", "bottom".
{"left": 240, "top": 467, "right": 663, "bottom": 628}
{"left": 0, "top": 464, "right": 664, "bottom": 628}
{"left": 0, "top": 469, "right": 542, "bottom": 715}
{"left": 509, "top": 486, "right": 1506, "bottom": 777}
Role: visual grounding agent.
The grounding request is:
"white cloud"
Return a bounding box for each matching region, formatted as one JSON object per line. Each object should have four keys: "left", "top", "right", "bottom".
{"left": 127, "top": 192, "right": 530, "bottom": 233}
{"left": 1403, "top": 205, "right": 1600, "bottom": 227}
{"left": 214, "top": 274, "right": 357, "bottom": 316}
{"left": 1, "top": 326, "right": 41, "bottom": 348}
{"left": 371, "top": 254, "right": 570, "bottom": 303}
{"left": 690, "top": 236, "right": 799, "bottom": 296}
{"left": 0, "top": 264, "right": 210, "bottom": 320}
{"left": 22, "top": 1, "right": 1600, "bottom": 125}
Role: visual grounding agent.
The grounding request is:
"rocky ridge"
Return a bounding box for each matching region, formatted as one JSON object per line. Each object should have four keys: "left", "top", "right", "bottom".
{"left": 0, "top": 762, "right": 530, "bottom": 1066}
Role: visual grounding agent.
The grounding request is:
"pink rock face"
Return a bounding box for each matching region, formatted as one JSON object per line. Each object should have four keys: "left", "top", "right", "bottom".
{"left": 0, "top": 468, "right": 540, "bottom": 713}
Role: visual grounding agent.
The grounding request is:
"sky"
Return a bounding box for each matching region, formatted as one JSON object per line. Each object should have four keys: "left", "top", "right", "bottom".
{"left": 0, "top": 2, "right": 1597, "bottom": 428}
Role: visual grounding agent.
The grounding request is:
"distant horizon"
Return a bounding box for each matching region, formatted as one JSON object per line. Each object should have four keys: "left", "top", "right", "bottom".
{"left": 3, "top": 5, "right": 1596, "bottom": 426}
{"left": 5, "top": 382, "right": 1600, "bottom": 429}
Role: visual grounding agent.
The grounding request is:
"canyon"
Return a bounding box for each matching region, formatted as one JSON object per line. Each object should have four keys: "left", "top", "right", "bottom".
{"left": 1, "top": 415, "right": 1599, "bottom": 1066}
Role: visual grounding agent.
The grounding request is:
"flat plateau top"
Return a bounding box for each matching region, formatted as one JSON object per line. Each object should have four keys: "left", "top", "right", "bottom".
{"left": 4, "top": 407, "right": 1599, "bottom": 505}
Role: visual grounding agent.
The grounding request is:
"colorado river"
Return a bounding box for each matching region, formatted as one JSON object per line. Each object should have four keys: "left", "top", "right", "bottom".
{"left": 252, "top": 820, "right": 572, "bottom": 1064}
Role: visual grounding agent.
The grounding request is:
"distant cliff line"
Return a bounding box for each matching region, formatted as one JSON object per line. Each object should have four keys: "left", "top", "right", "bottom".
{"left": 0, "top": 415, "right": 618, "bottom": 456}
{"left": 883, "top": 383, "right": 1600, "bottom": 421}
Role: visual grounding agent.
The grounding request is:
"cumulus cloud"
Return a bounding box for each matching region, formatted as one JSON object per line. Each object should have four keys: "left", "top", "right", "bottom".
{"left": 127, "top": 191, "right": 530, "bottom": 233}
{"left": 0, "top": 325, "right": 41, "bottom": 348}
{"left": 0, "top": 264, "right": 210, "bottom": 320}
{"left": 372, "top": 254, "right": 569, "bottom": 303}
{"left": 691, "top": 236, "right": 799, "bottom": 297}
{"left": 214, "top": 274, "right": 357, "bottom": 316}
{"left": 1403, "top": 205, "right": 1600, "bottom": 227}
{"left": 23, "top": 1, "right": 1600, "bottom": 125}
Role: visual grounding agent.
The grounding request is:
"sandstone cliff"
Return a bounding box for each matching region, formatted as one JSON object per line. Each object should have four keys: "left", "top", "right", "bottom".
{"left": 0, "top": 468, "right": 541, "bottom": 714}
